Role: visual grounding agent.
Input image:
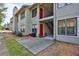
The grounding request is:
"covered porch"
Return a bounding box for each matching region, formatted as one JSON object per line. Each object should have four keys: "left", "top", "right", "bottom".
{"left": 39, "top": 3, "right": 54, "bottom": 39}
{"left": 39, "top": 18, "right": 54, "bottom": 39}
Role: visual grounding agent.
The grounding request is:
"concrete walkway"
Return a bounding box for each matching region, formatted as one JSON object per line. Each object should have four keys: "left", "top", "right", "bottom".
{"left": 18, "top": 38, "right": 54, "bottom": 54}
{"left": 0, "top": 33, "right": 9, "bottom": 56}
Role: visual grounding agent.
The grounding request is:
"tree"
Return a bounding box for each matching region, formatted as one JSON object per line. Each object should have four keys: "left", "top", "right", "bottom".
{"left": 0, "top": 3, "right": 7, "bottom": 25}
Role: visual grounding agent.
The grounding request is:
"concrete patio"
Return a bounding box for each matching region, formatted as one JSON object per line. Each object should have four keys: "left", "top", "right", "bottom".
{"left": 17, "top": 38, "right": 54, "bottom": 54}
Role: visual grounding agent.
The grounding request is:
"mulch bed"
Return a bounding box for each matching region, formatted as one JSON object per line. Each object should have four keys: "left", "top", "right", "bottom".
{"left": 37, "top": 41, "right": 79, "bottom": 56}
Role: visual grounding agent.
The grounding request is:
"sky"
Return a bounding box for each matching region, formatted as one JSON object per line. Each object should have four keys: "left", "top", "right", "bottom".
{"left": 2, "top": 3, "right": 32, "bottom": 25}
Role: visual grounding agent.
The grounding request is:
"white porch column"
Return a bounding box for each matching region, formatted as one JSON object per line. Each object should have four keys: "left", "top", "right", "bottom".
{"left": 53, "top": 3, "right": 56, "bottom": 39}
{"left": 37, "top": 5, "right": 40, "bottom": 37}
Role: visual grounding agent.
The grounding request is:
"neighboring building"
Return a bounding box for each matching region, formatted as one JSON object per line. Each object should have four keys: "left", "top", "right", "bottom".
{"left": 4, "top": 23, "right": 10, "bottom": 30}
{"left": 10, "top": 17, "right": 13, "bottom": 31}
{"left": 10, "top": 6, "right": 18, "bottom": 33}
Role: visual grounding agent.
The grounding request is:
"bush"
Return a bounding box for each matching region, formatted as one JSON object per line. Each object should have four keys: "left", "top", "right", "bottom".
{"left": 16, "top": 32, "right": 23, "bottom": 37}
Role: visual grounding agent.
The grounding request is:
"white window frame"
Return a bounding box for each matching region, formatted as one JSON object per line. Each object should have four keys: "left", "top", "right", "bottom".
{"left": 57, "top": 3, "right": 66, "bottom": 8}
{"left": 58, "top": 17, "right": 77, "bottom": 36}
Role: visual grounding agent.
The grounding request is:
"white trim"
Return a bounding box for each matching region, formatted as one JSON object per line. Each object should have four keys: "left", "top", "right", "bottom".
{"left": 39, "top": 16, "right": 54, "bottom": 21}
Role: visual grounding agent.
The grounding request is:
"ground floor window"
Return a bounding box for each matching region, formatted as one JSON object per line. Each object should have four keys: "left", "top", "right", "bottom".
{"left": 20, "top": 28, "right": 25, "bottom": 32}
{"left": 32, "top": 24, "right": 37, "bottom": 33}
{"left": 32, "top": 28, "right": 37, "bottom": 33}
{"left": 67, "top": 18, "right": 77, "bottom": 35}
{"left": 58, "top": 20, "right": 65, "bottom": 35}
{"left": 58, "top": 17, "right": 77, "bottom": 36}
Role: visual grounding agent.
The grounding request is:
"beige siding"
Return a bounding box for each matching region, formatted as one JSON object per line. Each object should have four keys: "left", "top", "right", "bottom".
{"left": 56, "top": 3, "right": 79, "bottom": 44}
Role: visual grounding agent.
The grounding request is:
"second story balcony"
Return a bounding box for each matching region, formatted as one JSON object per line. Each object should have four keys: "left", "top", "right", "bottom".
{"left": 39, "top": 3, "right": 54, "bottom": 21}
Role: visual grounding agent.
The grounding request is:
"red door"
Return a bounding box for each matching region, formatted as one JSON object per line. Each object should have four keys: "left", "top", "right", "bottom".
{"left": 40, "top": 23, "right": 44, "bottom": 37}
{"left": 40, "top": 7, "right": 43, "bottom": 19}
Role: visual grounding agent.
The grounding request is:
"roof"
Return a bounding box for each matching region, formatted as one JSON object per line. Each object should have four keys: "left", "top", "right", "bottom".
{"left": 14, "top": 3, "right": 42, "bottom": 16}
{"left": 10, "top": 17, "right": 13, "bottom": 20}
{"left": 15, "top": 5, "right": 32, "bottom": 16}
{"left": 30, "top": 3, "right": 38, "bottom": 8}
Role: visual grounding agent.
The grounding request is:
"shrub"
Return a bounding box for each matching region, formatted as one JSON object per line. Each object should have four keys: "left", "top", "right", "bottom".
{"left": 16, "top": 32, "right": 23, "bottom": 37}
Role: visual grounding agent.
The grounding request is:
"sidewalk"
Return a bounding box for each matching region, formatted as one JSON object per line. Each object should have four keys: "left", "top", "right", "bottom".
{"left": 0, "top": 33, "right": 9, "bottom": 56}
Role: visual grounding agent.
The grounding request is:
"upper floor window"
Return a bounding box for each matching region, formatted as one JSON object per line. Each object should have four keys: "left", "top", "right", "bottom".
{"left": 32, "top": 8, "right": 37, "bottom": 18}
{"left": 20, "top": 11, "right": 25, "bottom": 19}
{"left": 58, "top": 3, "right": 66, "bottom": 8}
{"left": 66, "top": 3, "right": 71, "bottom": 5}
{"left": 58, "top": 3, "right": 71, "bottom": 8}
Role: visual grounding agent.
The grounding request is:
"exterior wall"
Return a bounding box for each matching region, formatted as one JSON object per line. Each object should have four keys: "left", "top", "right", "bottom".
{"left": 31, "top": 5, "right": 40, "bottom": 37}
{"left": 42, "top": 4, "right": 53, "bottom": 18}
{"left": 15, "top": 16, "right": 18, "bottom": 32}
{"left": 18, "top": 9, "right": 27, "bottom": 35}
{"left": 56, "top": 3, "right": 79, "bottom": 44}
{"left": 25, "top": 8, "right": 32, "bottom": 35}
{"left": 17, "top": 14, "right": 20, "bottom": 32}
{"left": 12, "top": 7, "right": 18, "bottom": 32}
{"left": 10, "top": 18, "right": 13, "bottom": 31}
{"left": 10, "top": 17, "right": 15, "bottom": 31}
{"left": 12, "top": 16, "right": 16, "bottom": 32}
{"left": 39, "top": 3, "right": 54, "bottom": 37}
{"left": 12, "top": 3, "right": 54, "bottom": 37}
{"left": 44, "top": 23, "right": 51, "bottom": 36}
{"left": 17, "top": 8, "right": 32, "bottom": 35}
{"left": 11, "top": 3, "right": 79, "bottom": 44}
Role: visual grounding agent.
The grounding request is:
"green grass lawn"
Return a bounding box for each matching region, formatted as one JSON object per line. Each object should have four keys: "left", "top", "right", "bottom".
{"left": 5, "top": 38, "right": 33, "bottom": 56}
{"left": 0, "top": 30, "right": 4, "bottom": 32}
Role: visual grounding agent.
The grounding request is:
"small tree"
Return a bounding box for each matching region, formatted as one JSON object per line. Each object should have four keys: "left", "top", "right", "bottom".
{"left": 0, "top": 3, "right": 7, "bottom": 25}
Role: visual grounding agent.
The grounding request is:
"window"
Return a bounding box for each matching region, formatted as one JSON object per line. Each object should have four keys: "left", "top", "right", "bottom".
{"left": 58, "top": 20, "right": 65, "bottom": 35}
{"left": 20, "top": 11, "right": 25, "bottom": 19}
{"left": 58, "top": 3, "right": 71, "bottom": 8}
{"left": 32, "top": 24, "right": 37, "bottom": 33}
{"left": 23, "top": 28, "right": 25, "bottom": 32}
{"left": 32, "top": 8, "right": 37, "bottom": 17}
{"left": 20, "top": 28, "right": 25, "bottom": 32}
{"left": 67, "top": 18, "right": 77, "bottom": 35}
{"left": 65, "top": 3, "right": 71, "bottom": 5}
{"left": 20, "top": 28, "right": 22, "bottom": 32}
{"left": 58, "top": 3, "right": 66, "bottom": 8}
{"left": 32, "top": 28, "right": 37, "bottom": 33}
{"left": 58, "top": 17, "right": 77, "bottom": 36}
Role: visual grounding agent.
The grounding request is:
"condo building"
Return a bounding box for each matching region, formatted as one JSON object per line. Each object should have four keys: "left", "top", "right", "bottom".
{"left": 10, "top": 3, "right": 79, "bottom": 44}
